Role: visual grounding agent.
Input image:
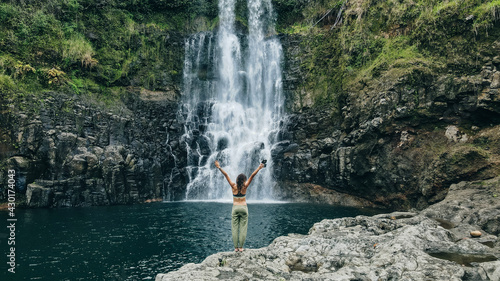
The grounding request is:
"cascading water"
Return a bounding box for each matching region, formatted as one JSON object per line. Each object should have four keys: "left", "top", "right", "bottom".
{"left": 177, "top": 0, "right": 284, "bottom": 201}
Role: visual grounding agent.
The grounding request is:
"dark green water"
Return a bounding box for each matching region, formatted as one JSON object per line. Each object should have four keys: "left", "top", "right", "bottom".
{"left": 0, "top": 202, "right": 379, "bottom": 280}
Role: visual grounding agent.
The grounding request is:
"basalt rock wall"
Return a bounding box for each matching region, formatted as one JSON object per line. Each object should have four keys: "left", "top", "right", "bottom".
{"left": 1, "top": 89, "right": 189, "bottom": 207}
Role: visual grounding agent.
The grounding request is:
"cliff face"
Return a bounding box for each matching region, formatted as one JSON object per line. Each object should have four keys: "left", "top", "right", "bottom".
{"left": 1, "top": 89, "right": 190, "bottom": 207}
{"left": 271, "top": 0, "right": 500, "bottom": 209}
{"left": 274, "top": 34, "right": 500, "bottom": 209}
{"left": 0, "top": 0, "right": 199, "bottom": 206}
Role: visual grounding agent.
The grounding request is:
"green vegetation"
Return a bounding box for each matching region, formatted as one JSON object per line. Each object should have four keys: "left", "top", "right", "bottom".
{"left": 285, "top": 0, "right": 500, "bottom": 110}
{"left": 0, "top": 0, "right": 218, "bottom": 103}
{"left": 0, "top": 74, "right": 16, "bottom": 93}
{"left": 1, "top": 0, "right": 499, "bottom": 112}
{"left": 272, "top": 0, "right": 310, "bottom": 30}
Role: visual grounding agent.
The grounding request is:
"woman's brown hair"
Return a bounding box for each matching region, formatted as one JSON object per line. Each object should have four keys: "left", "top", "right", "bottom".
{"left": 236, "top": 173, "right": 247, "bottom": 193}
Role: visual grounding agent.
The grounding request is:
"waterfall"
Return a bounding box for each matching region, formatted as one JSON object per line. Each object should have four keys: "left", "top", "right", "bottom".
{"left": 176, "top": 0, "right": 284, "bottom": 201}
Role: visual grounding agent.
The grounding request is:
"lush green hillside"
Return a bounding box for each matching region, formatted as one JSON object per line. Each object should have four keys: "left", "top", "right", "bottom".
{"left": 0, "top": 0, "right": 307, "bottom": 99}
{"left": 285, "top": 0, "right": 500, "bottom": 111}
{"left": 0, "top": 0, "right": 220, "bottom": 101}
{"left": 1, "top": 0, "right": 498, "bottom": 105}
{"left": 272, "top": 0, "right": 500, "bottom": 209}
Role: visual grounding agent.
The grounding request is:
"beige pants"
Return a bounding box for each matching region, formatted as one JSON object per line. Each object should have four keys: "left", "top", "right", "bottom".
{"left": 231, "top": 205, "right": 248, "bottom": 248}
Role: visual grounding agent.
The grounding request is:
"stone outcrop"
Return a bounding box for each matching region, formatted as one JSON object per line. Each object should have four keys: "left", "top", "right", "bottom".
{"left": 3, "top": 41, "right": 500, "bottom": 209}
{"left": 155, "top": 177, "right": 500, "bottom": 281}
{"left": 422, "top": 176, "right": 500, "bottom": 237}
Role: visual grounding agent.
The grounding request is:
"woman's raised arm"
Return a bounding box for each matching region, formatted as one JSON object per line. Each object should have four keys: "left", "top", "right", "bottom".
{"left": 215, "top": 161, "right": 235, "bottom": 187}
{"left": 244, "top": 163, "right": 265, "bottom": 188}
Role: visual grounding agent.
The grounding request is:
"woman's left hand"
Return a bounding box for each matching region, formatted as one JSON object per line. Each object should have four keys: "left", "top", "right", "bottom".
{"left": 215, "top": 161, "right": 220, "bottom": 169}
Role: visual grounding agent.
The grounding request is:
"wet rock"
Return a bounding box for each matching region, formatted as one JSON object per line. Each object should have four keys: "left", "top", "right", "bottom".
{"left": 9, "top": 156, "right": 30, "bottom": 169}
{"left": 1, "top": 90, "right": 186, "bottom": 207}
{"left": 26, "top": 183, "right": 53, "bottom": 208}
{"left": 423, "top": 179, "right": 500, "bottom": 238}
{"left": 198, "top": 135, "right": 211, "bottom": 156}
{"left": 217, "top": 137, "right": 229, "bottom": 151}
{"left": 271, "top": 141, "right": 299, "bottom": 158}
{"left": 67, "top": 155, "right": 88, "bottom": 176}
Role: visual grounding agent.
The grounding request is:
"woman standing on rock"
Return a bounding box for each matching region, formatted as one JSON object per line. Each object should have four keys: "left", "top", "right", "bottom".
{"left": 214, "top": 160, "right": 265, "bottom": 252}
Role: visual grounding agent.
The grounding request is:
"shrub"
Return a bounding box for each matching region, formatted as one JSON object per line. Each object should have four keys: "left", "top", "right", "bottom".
{"left": 62, "top": 34, "right": 98, "bottom": 68}
{"left": 14, "top": 61, "right": 36, "bottom": 79}
{"left": 46, "top": 67, "right": 67, "bottom": 85}
{"left": 0, "top": 3, "right": 19, "bottom": 26}
{"left": 0, "top": 55, "right": 16, "bottom": 76}
{"left": 472, "top": 0, "right": 500, "bottom": 34}
{"left": 0, "top": 74, "right": 16, "bottom": 93}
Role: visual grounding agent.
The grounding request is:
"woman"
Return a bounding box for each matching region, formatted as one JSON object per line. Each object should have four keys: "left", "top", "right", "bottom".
{"left": 214, "top": 160, "right": 265, "bottom": 252}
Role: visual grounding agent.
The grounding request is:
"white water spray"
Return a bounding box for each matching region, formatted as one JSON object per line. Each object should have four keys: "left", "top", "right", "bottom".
{"left": 178, "top": 0, "right": 284, "bottom": 201}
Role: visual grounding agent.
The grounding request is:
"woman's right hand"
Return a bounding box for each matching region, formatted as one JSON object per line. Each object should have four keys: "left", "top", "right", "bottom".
{"left": 214, "top": 161, "right": 220, "bottom": 169}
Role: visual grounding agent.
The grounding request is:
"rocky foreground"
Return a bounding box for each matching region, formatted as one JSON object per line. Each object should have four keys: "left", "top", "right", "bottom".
{"left": 155, "top": 177, "right": 500, "bottom": 281}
